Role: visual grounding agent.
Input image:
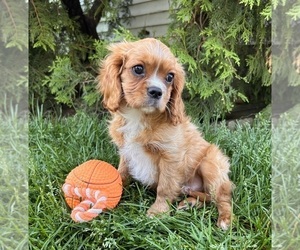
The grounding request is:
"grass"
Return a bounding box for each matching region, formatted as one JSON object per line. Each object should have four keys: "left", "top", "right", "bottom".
{"left": 0, "top": 106, "right": 28, "bottom": 250}
{"left": 272, "top": 104, "right": 300, "bottom": 249}
{"left": 29, "top": 110, "right": 271, "bottom": 249}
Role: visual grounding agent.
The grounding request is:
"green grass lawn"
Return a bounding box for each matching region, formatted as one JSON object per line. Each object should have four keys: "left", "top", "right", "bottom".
{"left": 0, "top": 108, "right": 28, "bottom": 250}
{"left": 29, "top": 110, "right": 271, "bottom": 249}
{"left": 272, "top": 105, "right": 300, "bottom": 249}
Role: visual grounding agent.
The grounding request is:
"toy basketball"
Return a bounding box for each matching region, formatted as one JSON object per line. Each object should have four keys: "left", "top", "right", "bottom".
{"left": 62, "top": 160, "right": 122, "bottom": 222}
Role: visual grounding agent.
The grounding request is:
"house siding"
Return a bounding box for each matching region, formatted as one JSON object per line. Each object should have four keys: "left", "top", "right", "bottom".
{"left": 97, "top": 0, "right": 172, "bottom": 38}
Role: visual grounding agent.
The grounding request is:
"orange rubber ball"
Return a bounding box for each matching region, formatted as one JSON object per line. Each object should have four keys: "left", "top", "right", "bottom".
{"left": 62, "top": 160, "right": 122, "bottom": 222}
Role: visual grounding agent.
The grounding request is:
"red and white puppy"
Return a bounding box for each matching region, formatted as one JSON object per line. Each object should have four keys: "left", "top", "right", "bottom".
{"left": 98, "top": 38, "right": 233, "bottom": 230}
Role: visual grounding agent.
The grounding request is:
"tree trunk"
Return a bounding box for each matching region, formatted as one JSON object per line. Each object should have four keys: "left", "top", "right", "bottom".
{"left": 61, "top": 0, "right": 105, "bottom": 40}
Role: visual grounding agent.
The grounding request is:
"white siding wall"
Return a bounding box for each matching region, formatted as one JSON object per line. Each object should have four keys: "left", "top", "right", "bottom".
{"left": 97, "top": 0, "right": 172, "bottom": 38}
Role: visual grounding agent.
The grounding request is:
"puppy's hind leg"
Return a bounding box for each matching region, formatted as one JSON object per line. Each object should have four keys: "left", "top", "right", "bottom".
{"left": 198, "top": 145, "right": 233, "bottom": 230}
{"left": 178, "top": 187, "right": 211, "bottom": 210}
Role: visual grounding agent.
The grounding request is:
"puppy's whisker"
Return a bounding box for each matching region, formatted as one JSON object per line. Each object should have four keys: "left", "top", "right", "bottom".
{"left": 165, "top": 104, "right": 171, "bottom": 117}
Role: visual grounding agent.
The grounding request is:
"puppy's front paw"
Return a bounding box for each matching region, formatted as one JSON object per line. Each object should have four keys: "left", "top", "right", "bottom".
{"left": 146, "top": 208, "right": 157, "bottom": 218}
{"left": 147, "top": 202, "right": 170, "bottom": 217}
{"left": 217, "top": 214, "right": 231, "bottom": 230}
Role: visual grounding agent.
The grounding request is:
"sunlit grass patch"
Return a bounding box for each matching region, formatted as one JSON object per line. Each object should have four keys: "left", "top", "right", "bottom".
{"left": 29, "top": 111, "right": 271, "bottom": 249}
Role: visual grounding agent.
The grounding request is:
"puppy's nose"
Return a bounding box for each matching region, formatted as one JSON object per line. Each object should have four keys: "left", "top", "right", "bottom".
{"left": 147, "top": 86, "right": 162, "bottom": 99}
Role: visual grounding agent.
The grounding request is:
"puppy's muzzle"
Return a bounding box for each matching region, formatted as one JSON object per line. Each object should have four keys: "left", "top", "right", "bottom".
{"left": 147, "top": 86, "right": 162, "bottom": 100}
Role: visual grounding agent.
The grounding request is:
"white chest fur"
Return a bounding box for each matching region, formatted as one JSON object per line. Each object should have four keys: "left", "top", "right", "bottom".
{"left": 117, "top": 109, "right": 158, "bottom": 187}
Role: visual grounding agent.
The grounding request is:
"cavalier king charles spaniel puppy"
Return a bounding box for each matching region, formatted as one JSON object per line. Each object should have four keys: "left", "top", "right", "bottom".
{"left": 98, "top": 38, "right": 233, "bottom": 230}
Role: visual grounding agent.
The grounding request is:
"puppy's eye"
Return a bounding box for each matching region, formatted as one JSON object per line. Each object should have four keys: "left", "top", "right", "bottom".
{"left": 166, "top": 73, "right": 174, "bottom": 84}
{"left": 132, "top": 65, "right": 145, "bottom": 76}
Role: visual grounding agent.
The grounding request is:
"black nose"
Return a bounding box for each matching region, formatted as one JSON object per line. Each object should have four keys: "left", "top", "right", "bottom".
{"left": 147, "top": 86, "right": 162, "bottom": 99}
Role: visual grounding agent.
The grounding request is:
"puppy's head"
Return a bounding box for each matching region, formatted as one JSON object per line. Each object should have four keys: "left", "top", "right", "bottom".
{"left": 98, "top": 38, "right": 185, "bottom": 125}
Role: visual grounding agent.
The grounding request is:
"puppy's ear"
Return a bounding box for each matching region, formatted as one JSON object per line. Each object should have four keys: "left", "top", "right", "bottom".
{"left": 98, "top": 42, "right": 132, "bottom": 112}
{"left": 168, "top": 64, "right": 185, "bottom": 125}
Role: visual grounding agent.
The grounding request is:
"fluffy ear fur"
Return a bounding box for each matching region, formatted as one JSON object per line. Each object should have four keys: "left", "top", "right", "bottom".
{"left": 98, "top": 42, "right": 132, "bottom": 112}
{"left": 168, "top": 63, "right": 186, "bottom": 125}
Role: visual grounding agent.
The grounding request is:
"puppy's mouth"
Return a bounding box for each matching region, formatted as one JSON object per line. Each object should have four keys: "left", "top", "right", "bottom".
{"left": 141, "top": 99, "right": 163, "bottom": 113}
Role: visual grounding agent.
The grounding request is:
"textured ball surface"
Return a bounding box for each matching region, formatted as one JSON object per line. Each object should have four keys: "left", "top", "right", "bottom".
{"left": 64, "top": 160, "right": 122, "bottom": 210}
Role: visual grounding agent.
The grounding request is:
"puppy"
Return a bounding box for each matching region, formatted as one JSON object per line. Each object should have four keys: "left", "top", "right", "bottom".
{"left": 98, "top": 38, "right": 233, "bottom": 230}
